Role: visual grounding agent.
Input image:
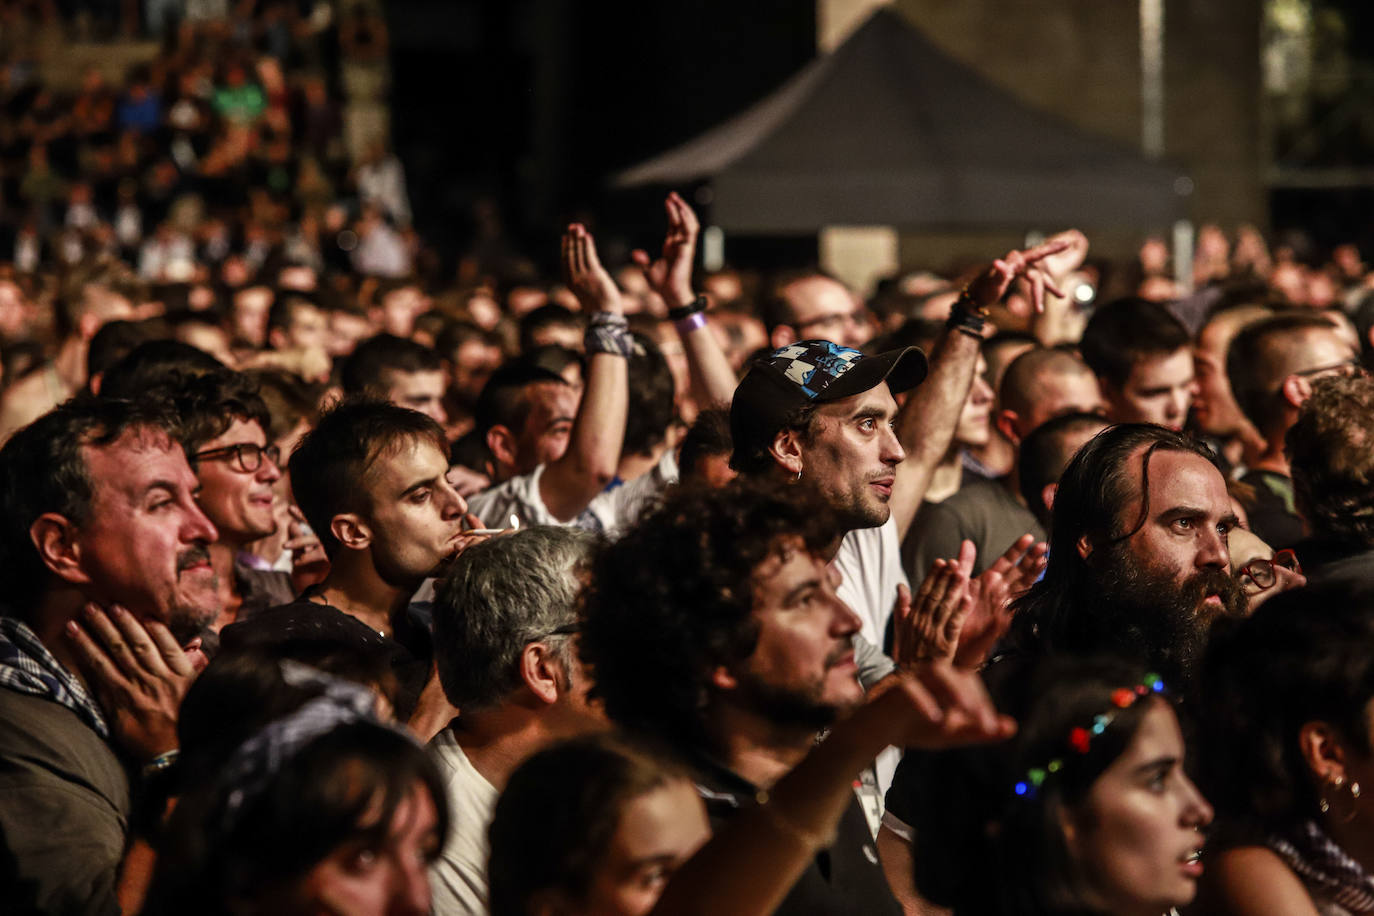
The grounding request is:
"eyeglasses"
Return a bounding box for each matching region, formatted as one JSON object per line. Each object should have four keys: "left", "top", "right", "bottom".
{"left": 1235, "top": 549, "right": 1302, "bottom": 595}
{"left": 191, "top": 442, "right": 281, "bottom": 474}
{"left": 541, "top": 622, "right": 580, "bottom": 639}
{"left": 1292, "top": 360, "right": 1364, "bottom": 382}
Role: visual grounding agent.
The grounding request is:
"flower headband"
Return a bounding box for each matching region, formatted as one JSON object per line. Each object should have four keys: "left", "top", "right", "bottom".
{"left": 1012, "top": 673, "right": 1167, "bottom": 799}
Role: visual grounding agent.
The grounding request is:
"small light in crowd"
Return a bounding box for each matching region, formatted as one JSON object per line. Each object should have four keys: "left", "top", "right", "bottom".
{"left": 1074, "top": 282, "right": 1096, "bottom": 305}
{"left": 510, "top": 515, "right": 521, "bottom": 530}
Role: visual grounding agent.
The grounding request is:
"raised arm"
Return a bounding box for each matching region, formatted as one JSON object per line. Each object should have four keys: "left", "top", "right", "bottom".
{"left": 888, "top": 237, "right": 1072, "bottom": 540}
{"left": 634, "top": 192, "right": 738, "bottom": 410}
{"left": 538, "top": 225, "right": 629, "bottom": 522}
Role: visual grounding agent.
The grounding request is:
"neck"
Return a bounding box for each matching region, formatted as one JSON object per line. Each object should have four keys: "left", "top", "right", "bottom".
{"left": 1252, "top": 436, "right": 1291, "bottom": 476}
{"left": 925, "top": 448, "right": 965, "bottom": 503}
{"left": 448, "top": 703, "right": 563, "bottom": 792}
{"left": 53, "top": 337, "right": 87, "bottom": 394}
{"left": 968, "top": 433, "right": 1015, "bottom": 479}
{"left": 708, "top": 703, "right": 819, "bottom": 790}
{"left": 1328, "top": 814, "right": 1374, "bottom": 879}
{"left": 28, "top": 586, "right": 102, "bottom": 693}
{"left": 313, "top": 553, "right": 414, "bottom": 636}
{"left": 208, "top": 541, "right": 244, "bottom": 629}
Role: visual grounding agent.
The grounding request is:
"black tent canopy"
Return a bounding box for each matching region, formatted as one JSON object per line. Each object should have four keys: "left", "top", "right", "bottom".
{"left": 615, "top": 9, "right": 1188, "bottom": 233}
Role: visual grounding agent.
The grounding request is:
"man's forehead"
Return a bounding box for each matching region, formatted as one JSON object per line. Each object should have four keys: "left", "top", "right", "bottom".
{"left": 816, "top": 382, "right": 896, "bottom": 419}
{"left": 362, "top": 434, "right": 447, "bottom": 491}
{"left": 83, "top": 427, "right": 192, "bottom": 492}
{"left": 1126, "top": 444, "right": 1227, "bottom": 508}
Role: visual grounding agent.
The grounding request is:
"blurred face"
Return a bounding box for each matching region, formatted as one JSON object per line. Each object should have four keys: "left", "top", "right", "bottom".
{"left": 529, "top": 321, "right": 584, "bottom": 353}
{"left": 1107, "top": 348, "right": 1197, "bottom": 430}
{"left": 73, "top": 428, "right": 221, "bottom": 641}
{"left": 329, "top": 311, "right": 375, "bottom": 357}
{"left": 577, "top": 779, "right": 712, "bottom": 916}
{"left": 798, "top": 383, "right": 905, "bottom": 530}
{"left": 233, "top": 287, "right": 274, "bottom": 347}
{"left": 513, "top": 381, "right": 578, "bottom": 474}
{"left": 449, "top": 340, "right": 502, "bottom": 404}
{"left": 955, "top": 355, "right": 994, "bottom": 447}
{"left": 193, "top": 419, "right": 281, "bottom": 546}
{"left": 728, "top": 537, "right": 865, "bottom": 726}
{"left": 1118, "top": 447, "right": 1240, "bottom": 617}
{"left": 288, "top": 782, "right": 440, "bottom": 916}
{"left": 382, "top": 370, "right": 448, "bottom": 426}
{"left": 1192, "top": 336, "right": 1250, "bottom": 438}
{"left": 283, "top": 303, "right": 328, "bottom": 351}
{"left": 381, "top": 287, "right": 427, "bottom": 338}
{"left": 782, "top": 277, "right": 871, "bottom": 349}
{"left": 360, "top": 436, "right": 467, "bottom": 586}
{"left": 1069, "top": 701, "right": 1213, "bottom": 916}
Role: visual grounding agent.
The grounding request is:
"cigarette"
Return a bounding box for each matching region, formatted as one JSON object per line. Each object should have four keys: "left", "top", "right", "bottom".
{"left": 463, "top": 528, "right": 505, "bottom": 536}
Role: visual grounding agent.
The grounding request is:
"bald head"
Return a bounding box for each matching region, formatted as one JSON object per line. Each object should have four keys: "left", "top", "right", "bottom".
{"left": 998, "top": 348, "right": 1105, "bottom": 443}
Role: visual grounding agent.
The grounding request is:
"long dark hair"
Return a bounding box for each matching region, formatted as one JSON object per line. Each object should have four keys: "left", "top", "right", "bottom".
{"left": 908, "top": 656, "right": 1168, "bottom": 915}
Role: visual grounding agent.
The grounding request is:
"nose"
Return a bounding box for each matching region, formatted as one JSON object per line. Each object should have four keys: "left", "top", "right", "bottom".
{"left": 972, "top": 375, "right": 994, "bottom": 406}
{"left": 438, "top": 474, "right": 467, "bottom": 519}
{"left": 827, "top": 588, "right": 863, "bottom": 639}
{"left": 184, "top": 499, "right": 219, "bottom": 545}
{"left": 880, "top": 422, "right": 906, "bottom": 466}
{"left": 1181, "top": 773, "right": 1214, "bottom": 831}
{"left": 257, "top": 454, "right": 282, "bottom": 484}
{"left": 1196, "top": 523, "right": 1228, "bottom": 571}
{"left": 388, "top": 859, "right": 431, "bottom": 916}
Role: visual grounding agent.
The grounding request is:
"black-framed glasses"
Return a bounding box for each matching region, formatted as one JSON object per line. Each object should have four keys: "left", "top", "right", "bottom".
{"left": 542, "top": 622, "right": 580, "bottom": 639}
{"left": 1236, "top": 549, "right": 1302, "bottom": 594}
{"left": 1292, "top": 360, "right": 1364, "bottom": 382}
{"left": 191, "top": 442, "right": 281, "bottom": 474}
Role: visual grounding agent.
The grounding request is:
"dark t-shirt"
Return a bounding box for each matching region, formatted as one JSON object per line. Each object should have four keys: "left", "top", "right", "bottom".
{"left": 689, "top": 749, "right": 902, "bottom": 916}
{"left": 902, "top": 478, "right": 1045, "bottom": 582}
{"left": 1239, "top": 469, "right": 1305, "bottom": 549}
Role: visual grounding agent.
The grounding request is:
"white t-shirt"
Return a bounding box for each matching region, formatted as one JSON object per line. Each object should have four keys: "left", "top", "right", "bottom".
{"left": 834, "top": 516, "right": 909, "bottom": 650}
{"left": 466, "top": 450, "right": 678, "bottom": 537}
{"left": 428, "top": 729, "right": 500, "bottom": 915}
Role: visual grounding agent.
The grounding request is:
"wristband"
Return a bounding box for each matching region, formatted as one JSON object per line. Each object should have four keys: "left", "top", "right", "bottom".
{"left": 675, "top": 311, "right": 708, "bottom": 334}
{"left": 667, "top": 294, "right": 708, "bottom": 321}
{"left": 585, "top": 311, "right": 634, "bottom": 357}
{"left": 946, "top": 290, "right": 989, "bottom": 339}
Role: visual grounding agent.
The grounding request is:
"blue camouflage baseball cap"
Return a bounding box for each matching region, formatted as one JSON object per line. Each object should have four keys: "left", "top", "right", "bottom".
{"left": 729, "top": 339, "right": 927, "bottom": 469}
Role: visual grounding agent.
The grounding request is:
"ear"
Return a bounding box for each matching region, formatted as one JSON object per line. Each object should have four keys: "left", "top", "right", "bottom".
{"left": 1076, "top": 532, "right": 1093, "bottom": 561}
{"left": 768, "top": 426, "right": 805, "bottom": 478}
{"left": 77, "top": 310, "right": 101, "bottom": 342}
{"left": 329, "top": 513, "right": 371, "bottom": 552}
{"left": 770, "top": 324, "right": 797, "bottom": 349}
{"left": 1281, "top": 373, "right": 1313, "bottom": 409}
{"left": 996, "top": 408, "right": 1022, "bottom": 446}
{"left": 30, "top": 513, "right": 92, "bottom": 586}
{"left": 519, "top": 642, "right": 563, "bottom": 705}
{"left": 1298, "top": 720, "right": 1349, "bottom": 786}
{"left": 267, "top": 327, "right": 288, "bottom": 351}
{"left": 486, "top": 425, "right": 519, "bottom": 473}
{"left": 709, "top": 664, "right": 738, "bottom": 692}
{"left": 1042, "top": 483, "right": 1059, "bottom": 517}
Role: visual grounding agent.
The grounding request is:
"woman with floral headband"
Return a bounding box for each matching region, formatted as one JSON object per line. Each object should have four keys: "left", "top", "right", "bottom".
{"left": 890, "top": 656, "right": 1213, "bottom": 916}
{"left": 140, "top": 653, "right": 448, "bottom": 916}
{"left": 1197, "top": 581, "right": 1374, "bottom": 915}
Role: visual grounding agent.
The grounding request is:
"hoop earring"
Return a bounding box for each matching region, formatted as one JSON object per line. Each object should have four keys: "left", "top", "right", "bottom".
{"left": 1320, "top": 774, "right": 1362, "bottom": 824}
{"left": 795, "top": 467, "right": 802, "bottom": 482}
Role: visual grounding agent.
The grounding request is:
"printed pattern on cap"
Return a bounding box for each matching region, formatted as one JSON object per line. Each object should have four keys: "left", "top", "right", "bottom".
{"left": 767, "top": 341, "right": 864, "bottom": 399}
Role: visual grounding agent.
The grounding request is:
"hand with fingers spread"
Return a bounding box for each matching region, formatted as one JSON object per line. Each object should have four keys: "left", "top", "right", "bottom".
{"left": 951, "top": 534, "right": 1048, "bottom": 669}
{"left": 964, "top": 237, "right": 1073, "bottom": 316}
{"left": 631, "top": 191, "right": 700, "bottom": 310}
{"left": 562, "top": 223, "right": 622, "bottom": 315}
{"left": 893, "top": 563, "right": 970, "bottom": 668}
{"left": 868, "top": 662, "right": 1016, "bottom": 751}
{"left": 65, "top": 603, "right": 204, "bottom": 762}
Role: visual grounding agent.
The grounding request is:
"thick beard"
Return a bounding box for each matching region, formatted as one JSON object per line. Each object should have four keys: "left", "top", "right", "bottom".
{"left": 731, "top": 662, "right": 856, "bottom": 732}
{"left": 1086, "top": 543, "right": 1248, "bottom": 684}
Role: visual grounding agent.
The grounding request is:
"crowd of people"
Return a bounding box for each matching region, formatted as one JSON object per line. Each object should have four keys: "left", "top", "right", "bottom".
{"left": 5, "top": 6, "right": 1374, "bottom": 916}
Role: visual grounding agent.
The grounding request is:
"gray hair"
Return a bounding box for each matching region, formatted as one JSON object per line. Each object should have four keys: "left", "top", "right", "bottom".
{"left": 432, "top": 526, "right": 599, "bottom": 710}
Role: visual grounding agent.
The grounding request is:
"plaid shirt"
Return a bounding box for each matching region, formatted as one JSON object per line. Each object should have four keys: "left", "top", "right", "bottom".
{"left": 0, "top": 616, "right": 108, "bottom": 739}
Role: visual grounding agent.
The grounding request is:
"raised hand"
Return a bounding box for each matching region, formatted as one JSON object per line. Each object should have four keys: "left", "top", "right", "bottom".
{"left": 951, "top": 534, "right": 1048, "bottom": 669}
{"left": 871, "top": 662, "right": 1016, "bottom": 751}
{"left": 562, "top": 223, "right": 622, "bottom": 314}
{"left": 892, "top": 564, "right": 970, "bottom": 667}
{"left": 631, "top": 191, "right": 700, "bottom": 310}
{"left": 65, "top": 603, "right": 205, "bottom": 762}
{"left": 965, "top": 237, "right": 1073, "bottom": 315}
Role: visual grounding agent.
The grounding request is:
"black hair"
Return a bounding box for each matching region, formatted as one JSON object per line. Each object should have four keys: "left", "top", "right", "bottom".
{"left": 1287, "top": 373, "right": 1374, "bottom": 550}
{"left": 1079, "top": 297, "right": 1190, "bottom": 389}
{"left": 678, "top": 408, "right": 733, "bottom": 483}
{"left": 266, "top": 293, "right": 322, "bottom": 334}
{"left": 341, "top": 333, "right": 443, "bottom": 395}
{"left": 141, "top": 368, "right": 273, "bottom": 453}
{"left": 580, "top": 478, "right": 840, "bottom": 752}
{"left": 518, "top": 304, "right": 582, "bottom": 355}
{"left": 86, "top": 319, "right": 160, "bottom": 385}
{"left": 624, "top": 332, "right": 677, "bottom": 457}
{"left": 473, "top": 362, "right": 569, "bottom": 436}
{"left": 1017, "top": 412, "right": 1112, "bottom": 529}
{"left": 98, "top": 339, "right": 226, "bottom": 399}
{"left": 288, "top": 397, "right": 447, "bottom": 557}
{"left": 0, "top": 395, "right": 178, "bottom": 612}
{"left": 1227, "top": 311, "right": 1347, "bottom": 436}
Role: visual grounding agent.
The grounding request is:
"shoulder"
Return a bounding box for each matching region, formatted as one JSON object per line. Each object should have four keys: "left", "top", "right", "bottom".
{"left": 1201, "top": 845, "right": 1319, "bottom": 916}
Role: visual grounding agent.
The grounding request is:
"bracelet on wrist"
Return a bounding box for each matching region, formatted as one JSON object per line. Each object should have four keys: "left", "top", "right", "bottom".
{"left": 946, "top": 290, "right": 989, "bottom": 339}
{"left": 667, "top": 294, "right": 708, "bottom": 322}
{"left": 585, "top": 311, "right": 635, "bottom": 357}
{"left": 675, "top": 311, "right": 708, "bottom": 334}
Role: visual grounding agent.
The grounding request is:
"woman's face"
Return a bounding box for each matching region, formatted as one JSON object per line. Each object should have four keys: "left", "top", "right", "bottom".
{"left": 1068, "top": 700, "right": 1213, "bottom": 916}
{"left": 577, "top": 778, "right": 712, "bottom": 916}
{"left": 288, "top": 781, "right": 441, "bottom": 916}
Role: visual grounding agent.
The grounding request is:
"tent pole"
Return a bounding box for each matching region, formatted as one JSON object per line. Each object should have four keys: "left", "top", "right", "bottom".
{"left": 1140, "top": 0, "right": 1165, "bottom": 159}
{"left": 703, "top": 226, "right": 725, "bottom": 272}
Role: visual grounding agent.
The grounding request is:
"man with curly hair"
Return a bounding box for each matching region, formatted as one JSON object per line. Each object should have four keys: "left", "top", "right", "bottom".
{"left": 1287, "top": 372, "right": 1374, "bottom": 583}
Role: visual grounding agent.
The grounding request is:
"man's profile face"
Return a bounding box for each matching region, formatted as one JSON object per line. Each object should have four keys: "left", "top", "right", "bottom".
{"left": 728, "top": 537, "right": 864, "bottom": 727}
{"left": 798, "top": 382, "right": 905, "bottom": 531}
{"left": 383, "top": 369, "right": 448, "bottom": 426}
{"left": 514, "top": 380, "right": 578, "bottom": 474}
{"left": 1108, "top": 347, "right": 1197, "bottom": 430}
{"left": 360, "top": 435, "right": 467, "bottom": 586}
{"left": 193, "top": 417, "right": 280, "bottom": 546}
{"left": 1114, "top": 447, "right": 1240, "bottom": 619}
{"left": 283, "top": 303, "right": 328, "bottom": 351}
{"left": 955, "top": 355, "right": 994, "bottom": 448}
{"left": 781, "top": 277, "right": 871, "bottom": 350}
{"left": 449, "top": 340, "right": 502, "bottom": 404}
{"left": 72, "top": 428, "right": 221, "bottom": 641}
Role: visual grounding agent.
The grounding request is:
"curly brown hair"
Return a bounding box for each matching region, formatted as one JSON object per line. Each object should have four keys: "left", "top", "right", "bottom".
{"left": 579, "top": 478, "right": 841, "bottom": 751}
{"left": 1288, "top": 373, "right": 1374, "bottom": 549}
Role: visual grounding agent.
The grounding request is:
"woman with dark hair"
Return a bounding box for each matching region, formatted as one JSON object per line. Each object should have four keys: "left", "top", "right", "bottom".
{"left": 140, "top": 655, "right": 448, "bottom": 916}
{"left": 1197, "top": 581, "right": 1374, "bottom": 914}
{"left": 893, "top": 656, "right": 1212, "bottom": 915}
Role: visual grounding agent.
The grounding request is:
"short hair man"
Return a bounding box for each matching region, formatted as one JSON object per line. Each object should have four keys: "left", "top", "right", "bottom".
{"left": 144, "top": 369, "right": 295, "bottom": 629}
{"left": 1286, "top": 373, "right": 1374, "bottom": 583}
{"left": 763, "top": 269, "right": 872, "bottom": 350}
{"left": 0, "top": 396, "right": 219, "bottom": 912}
{"left": 1190, "top": 303, "right": 1270, "bottom": 470}
{"left": 1079, "top": 298, "right": 1196, "bottom": 430}
{"left": 996, "top": 347, "right": 1105, "bottom": 445}
{"left": 581, "top": 480, "right": 901, "bottom": 914}
{"left": 1227, "top": 312, "right": 1360, "bottom": 547}
{"left": 434, "top": 320, "right": 503, "bottom": 433}
{"left": 266, "top": 293, "right": 328, "bottom": 353}
{"left": 342, "top": 333, "right": 449, "bottom": 425}
{"left": 1016, "top": 411, "right": 1113, "bottom": 529}
{"left": 1008, "top": 423, "right": 1246, "bottom": 688}
{"left": 428, "top": 527, "right": 605, "bottom": 913}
